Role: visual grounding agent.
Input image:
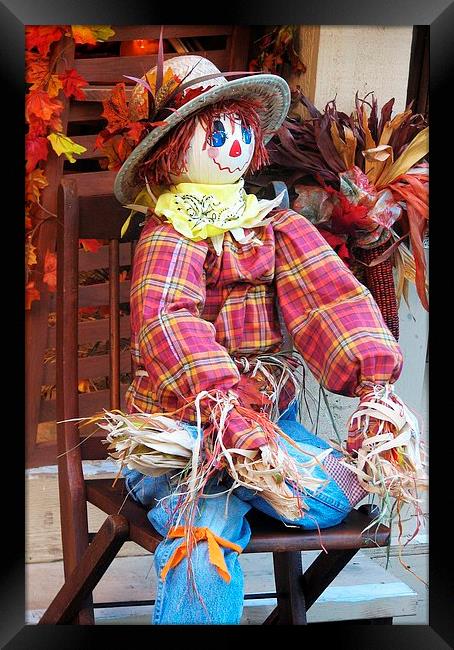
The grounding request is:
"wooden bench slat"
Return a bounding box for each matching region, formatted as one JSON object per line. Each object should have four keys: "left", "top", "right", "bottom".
{"left": 76, "top": 86, "right": 132, "bottom": 103}
{"left": 79, "top": 243, "right": 132, "bottom": 272}
{"left": 71, "top": 135, "right": 103, "bottom": 159}
{"left": 74, "top": 50, "right": 230, "bottom": 84}
{"left": 47, "top": 316, "right": 131, "bottom": 348}
{"left": 64, "top": 171, "right": 116, "bottom": 196}
{"left": 79, "top": 281, "right": 131, "bottom": 307}
{"left": 68, "top": 101, "right": 104, "bottom": 122}
{"left": 110, "top": 25, "right": 233, "bottom": 41}
{"left": 40, "top": 384, "right": 129, "bottom": 422}
{"left": 43, "top": 350, "right": 131, "bottom": 385}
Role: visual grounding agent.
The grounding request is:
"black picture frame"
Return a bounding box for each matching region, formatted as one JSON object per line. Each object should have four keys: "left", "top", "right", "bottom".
{"left": 3, "top": 0, "right": 451, "bottom": 646}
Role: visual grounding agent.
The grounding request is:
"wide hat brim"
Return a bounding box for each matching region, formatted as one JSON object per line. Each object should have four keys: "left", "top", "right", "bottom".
{"left": 113, "top": 73, "right": 291, "bottom": 205}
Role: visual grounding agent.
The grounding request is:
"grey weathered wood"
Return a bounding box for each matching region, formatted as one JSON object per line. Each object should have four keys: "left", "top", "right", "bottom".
{"left": 26, "top": 551, "right": 419, "bottom": 625}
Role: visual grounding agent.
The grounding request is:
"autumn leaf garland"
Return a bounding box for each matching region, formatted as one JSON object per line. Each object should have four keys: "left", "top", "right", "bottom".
{"left": 25, "top": 25, "right": 114, "bottom": 309}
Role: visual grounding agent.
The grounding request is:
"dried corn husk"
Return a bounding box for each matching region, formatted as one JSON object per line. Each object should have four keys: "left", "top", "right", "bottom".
{"left": 99, "top": 411, "right": 195, "bottom": 477}
{"left": 341, "top": 383, "right": 428, "bottom": 536}
{"left": 233, "top": 443, "right": 331, "bottom": 520}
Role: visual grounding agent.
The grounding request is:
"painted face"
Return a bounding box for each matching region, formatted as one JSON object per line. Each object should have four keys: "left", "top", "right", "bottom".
{"left": 170, "top": 113, "right": 255, "bottom": 185}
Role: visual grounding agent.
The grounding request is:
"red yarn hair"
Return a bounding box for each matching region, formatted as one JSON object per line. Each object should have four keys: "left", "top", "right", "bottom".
{"left": 139, "top": 98, "right": 270, "bottom": 186}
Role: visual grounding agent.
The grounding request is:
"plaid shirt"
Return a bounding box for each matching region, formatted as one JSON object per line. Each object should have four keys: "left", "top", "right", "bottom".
{"left": 125, "top": 208, "right": 403, "bottom": 448}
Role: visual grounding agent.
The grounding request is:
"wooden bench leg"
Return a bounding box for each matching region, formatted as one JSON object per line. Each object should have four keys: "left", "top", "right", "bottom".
{"left": 303, "top": 547, "right": 360, "bottom": 610}
{"left": 39, "top": 515, "right": 129, "bottom": 625}
{"left": 266, "top": 552, "right": 307, "bottom": 625}
{"left": 263, "top": 548, "right": 361, "bottom": 625}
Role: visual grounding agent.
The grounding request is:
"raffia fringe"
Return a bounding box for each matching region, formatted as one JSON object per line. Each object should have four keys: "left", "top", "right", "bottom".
{"left": 84, "top": 389, "right": 330, "bottom": 523}
{"left": 335, "top": 383, "right": 428, "bottom": 542}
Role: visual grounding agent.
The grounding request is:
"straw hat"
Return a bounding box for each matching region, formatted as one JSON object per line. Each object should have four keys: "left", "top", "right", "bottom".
{"left": 113, "top": 55, "right": 291, "bottom": 204}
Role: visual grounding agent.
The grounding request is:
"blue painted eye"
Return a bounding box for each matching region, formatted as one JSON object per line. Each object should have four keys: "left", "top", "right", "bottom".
{"left": 209, "top": 120, "right": 226, "bottom": 147}
{"left": 242, "top": 124, "right": 252, "bottom": 144}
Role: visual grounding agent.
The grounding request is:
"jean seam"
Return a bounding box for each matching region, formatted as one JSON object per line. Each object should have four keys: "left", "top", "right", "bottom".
{"left": 153, "top": 537, "right": 177, "bottom": 624}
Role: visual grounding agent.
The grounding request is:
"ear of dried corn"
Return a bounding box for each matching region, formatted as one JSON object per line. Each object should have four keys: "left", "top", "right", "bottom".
{"left": 355, "top": 242, "right": 400, "bottom": 340}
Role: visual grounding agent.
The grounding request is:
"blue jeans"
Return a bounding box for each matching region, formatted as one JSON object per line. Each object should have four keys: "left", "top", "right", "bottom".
{"left": 123, "top": 401, "right": 353, "bottom": 624}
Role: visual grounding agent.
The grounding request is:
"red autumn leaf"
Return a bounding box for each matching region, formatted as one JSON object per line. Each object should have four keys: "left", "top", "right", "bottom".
{"left": 25, "top": 281, "right": 40, "bottom": 310}
{"left": 43, "top": 250, "right": 57, "bottom": 292}
{"left": 25, "top": 26, "right": 65, "bottom": 57}
{"left": 25, "top": 133, "right": 49, "bottom": 173}
{"left": 27, "top": 115, "right": 48, "bottom": 137}
{"left": 25, "top": 89, "right": 63, "bottom": 122}
{"left": 126, "top": 121, "right": 147, "bottom": 144}
{"left": 28, "top": 112, "right": 63, "bottom": 135}
{"left": 173, "top": 86, "right": 213, "bottom": 109}
{"left": 98, "top": 134, "right": 134, "bottom": 170}
{"left": 59, "top": 68, "right": 88, "bottom": 100}
{"left": 80, "top": 239, "right": 103, "bottom": 253}
{"left": 94, "top": 127, "right": 112, "bottom": 151}
{"left": 101, "top": 83, "right": 130, "bottom": 133}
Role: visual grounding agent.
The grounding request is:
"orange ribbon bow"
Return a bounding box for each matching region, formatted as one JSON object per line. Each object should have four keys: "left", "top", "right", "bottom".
{"left": 160, "top": 526, "right": 243, "bottom": 583}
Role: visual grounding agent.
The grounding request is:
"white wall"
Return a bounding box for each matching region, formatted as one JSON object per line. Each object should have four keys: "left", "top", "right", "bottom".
{"left": 314, "top": 26, "right": 414, "bottom": 114}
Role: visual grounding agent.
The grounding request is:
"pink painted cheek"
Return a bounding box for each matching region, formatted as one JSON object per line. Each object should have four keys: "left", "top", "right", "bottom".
{"left": 207, "top": 147, "right": 220, "bottom": 160}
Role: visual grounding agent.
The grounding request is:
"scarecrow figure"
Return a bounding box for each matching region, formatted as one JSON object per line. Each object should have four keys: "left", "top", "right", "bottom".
{"left": 102, "top": 55, "right": 426, "bottom": 624}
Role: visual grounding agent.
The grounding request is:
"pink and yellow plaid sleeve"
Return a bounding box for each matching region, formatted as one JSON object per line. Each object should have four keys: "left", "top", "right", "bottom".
{"left": 129, "top": 219, "right": 259, "bottom": 444}
{"left": 273, "top": 209, "right": 403, "bottom": 397}
{"left": 130, "top": 221, "right": 241, "bottom": 408}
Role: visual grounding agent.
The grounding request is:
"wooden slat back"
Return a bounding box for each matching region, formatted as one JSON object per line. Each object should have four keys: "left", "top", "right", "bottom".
{"left": 74, "top": 50, "right": 230, "bottom": 85}
{"left": 51, "top": 175, "right": 135, "bottom": 462}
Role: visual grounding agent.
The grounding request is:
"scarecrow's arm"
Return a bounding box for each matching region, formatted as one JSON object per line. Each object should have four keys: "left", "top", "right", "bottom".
{"left": 273, "top": 209, "right": 404, "bottom": 449}
{"left": 130, "top": 219, "right": 258, "bottom": 437}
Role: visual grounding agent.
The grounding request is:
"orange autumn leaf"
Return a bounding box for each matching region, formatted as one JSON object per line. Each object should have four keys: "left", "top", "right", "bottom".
{"left": 25, "top": 133, "right": 49, "bottom": 173}
{"left": 25, "top": 89, "right": 63, "bottom": 122}
{"left": 25, "top": 26, "right": 65, "bottom": 57}
{"left": 26, "top": 168, "right": 48, "bottom": 202}
{"left": 47, "top": 74, "right": 64, "bottom": 98}
{"left": 80, "top": 239, "right": 103, "bottom": 253}
{"left": 25, "top": 281, "right": 40, "bottom": 310}
{"left": 25, "top": 52, "right": 49, "bottom": 89}
{"left": 43, "top": 250, "right": 57, "bottom": 292}
{"left": 26, "top": 242, "right": 38, "bottom": 267}
{"left": 71, "top": 25, "right": 97, "bottom": 45}
{"left": 59, "top": 68, "right": 88, "bottom": 100}
{"left": 78, "top": 379, "right": 92, "bottom": 393}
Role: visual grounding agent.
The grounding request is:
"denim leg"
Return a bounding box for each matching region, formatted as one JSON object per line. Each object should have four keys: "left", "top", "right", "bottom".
{"left": 233, "top": 402, "right": 355, "bottom": 530}
{"left": 122, "top": 466, "right": 252, "bottom": 625}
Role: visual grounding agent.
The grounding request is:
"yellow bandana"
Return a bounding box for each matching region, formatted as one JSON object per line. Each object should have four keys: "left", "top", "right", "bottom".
{"left": 121, "top": 179, "right": 285, "bottom": 255}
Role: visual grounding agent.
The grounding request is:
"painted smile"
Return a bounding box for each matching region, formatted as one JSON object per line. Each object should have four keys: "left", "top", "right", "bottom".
{"left": 212, "top": 159, "right": 250, "bottom": 174}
